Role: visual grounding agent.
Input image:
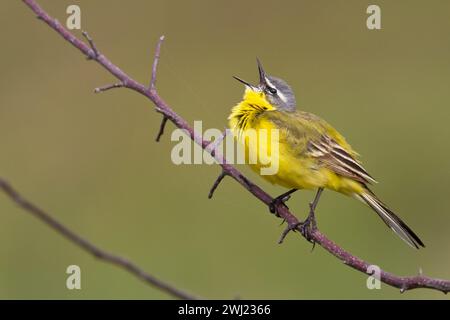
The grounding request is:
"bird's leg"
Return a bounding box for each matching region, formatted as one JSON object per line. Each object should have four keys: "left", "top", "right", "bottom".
{"left": 299, "top": 188, "right": 323, "bottom": 241}
{"left": 269, "top": 189, "right": 298, "bottom": 216}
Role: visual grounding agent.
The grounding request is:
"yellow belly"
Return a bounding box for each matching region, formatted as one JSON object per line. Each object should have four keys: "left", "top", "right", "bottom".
{"left": 239, "top": 120, "right": 364, "bottom": 195}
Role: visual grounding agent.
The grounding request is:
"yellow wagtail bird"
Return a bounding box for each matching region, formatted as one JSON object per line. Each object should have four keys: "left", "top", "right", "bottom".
{"left": 229, "top": 60, "right": 424, "bottom": 249}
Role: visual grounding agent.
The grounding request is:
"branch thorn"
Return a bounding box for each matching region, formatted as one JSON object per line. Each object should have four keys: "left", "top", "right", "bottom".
{"left": 208, "top": 170, "right": 228, "bottom": 199}
{"left": 155, "top": 115, "right": 169, "bottom": 142}
{"left": 278, "top": 223, "right": 300, "bottom": 244}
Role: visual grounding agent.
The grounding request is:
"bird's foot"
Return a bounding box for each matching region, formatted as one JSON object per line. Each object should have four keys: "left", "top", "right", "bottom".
{"left": 269, "top": 189, "right": 297, "bottom": 217}
{"left": 298, "top": 201, "right": 318, "bottom": 245}
{"left": 269, "top": 195, "right": 291, "bottom": 217}
{"left": 278, "top": 188, "right": 322, "bottom": 249}
{"left": 277, "top": 210, "right": 317, "bottom": 246}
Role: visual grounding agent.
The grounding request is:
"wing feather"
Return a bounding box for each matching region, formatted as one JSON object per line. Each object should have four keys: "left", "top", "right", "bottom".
{"left": 308, "top": 135, "right": 376, "bottom": 184}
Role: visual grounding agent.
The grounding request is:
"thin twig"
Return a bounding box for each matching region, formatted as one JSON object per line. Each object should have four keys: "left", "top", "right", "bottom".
{"left": 82, "top": 31, "right": 99, "bottom": 59}
{"left": 22, "top": 0, "right": 450, "bottom": 294}
{"left": 0, "top": 178, "right": 197, "bottom": 300}
{"left": 150, "top": 35, "right": 165, "bottom": 90}
{"left": 94, "top": 82, "right": 124, "bottom": 93}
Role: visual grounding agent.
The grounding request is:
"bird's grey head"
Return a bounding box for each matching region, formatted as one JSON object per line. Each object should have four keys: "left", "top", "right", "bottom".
{"left": 233, "top": 59, "right": 297, "bottom": 112}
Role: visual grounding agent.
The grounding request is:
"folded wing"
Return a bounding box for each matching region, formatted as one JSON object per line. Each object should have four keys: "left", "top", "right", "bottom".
{"left": 307, "top": 135, "right": 377, "bottom": 184}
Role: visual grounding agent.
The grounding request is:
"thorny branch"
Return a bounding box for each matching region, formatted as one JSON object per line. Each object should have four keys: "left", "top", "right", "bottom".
{"left": 19, "top": 0, "right": 450, "bottom": 296}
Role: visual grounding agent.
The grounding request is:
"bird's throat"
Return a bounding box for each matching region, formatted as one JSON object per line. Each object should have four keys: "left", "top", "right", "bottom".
{"left": 228, "top": 89, "right": 275, "bottom": 134}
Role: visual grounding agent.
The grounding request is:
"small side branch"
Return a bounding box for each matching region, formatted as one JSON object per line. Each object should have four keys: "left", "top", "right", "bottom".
{"left": 94, "top": 82, "right": 124, "bottom": 93}
{"left": 82, "top": 31, "right": 99, "bottom": 60}
{"left": 150, "top": 35, "right": 165, "bottom": 90}
{"left": 0, "top": 178, "right": 198, "bottom": 300}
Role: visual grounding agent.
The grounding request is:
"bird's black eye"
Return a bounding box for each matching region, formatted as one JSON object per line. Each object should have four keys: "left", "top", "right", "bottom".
{"left": 267, "top": 86, "right": 277, "bottom": 95}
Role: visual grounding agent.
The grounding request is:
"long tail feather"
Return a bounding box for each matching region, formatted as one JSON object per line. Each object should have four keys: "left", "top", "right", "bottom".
{"left": 358, "top": 190, "right": 425, "bottom": 249}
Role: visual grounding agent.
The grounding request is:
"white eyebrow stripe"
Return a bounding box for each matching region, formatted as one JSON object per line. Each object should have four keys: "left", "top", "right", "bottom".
{"left": 265, "top": 77, "right": 287, "bottom": 103}
{"left": 264, "top": 77, "right": 275, "bottom": 88}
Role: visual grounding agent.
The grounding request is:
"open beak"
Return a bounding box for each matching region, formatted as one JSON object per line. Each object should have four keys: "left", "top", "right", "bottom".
{"left": 233, "top": 76, "right": 257, "bottom": 91}
{"left": 233, "top": 58, "right": 267, "bottom": 91}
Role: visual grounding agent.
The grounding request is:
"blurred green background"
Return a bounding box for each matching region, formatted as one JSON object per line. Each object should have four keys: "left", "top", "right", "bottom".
{"left": 1, "top": 0, "right": 449, "bottom": 299}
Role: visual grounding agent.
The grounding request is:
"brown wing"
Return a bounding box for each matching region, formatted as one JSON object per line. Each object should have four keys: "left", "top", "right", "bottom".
{"left": 307, "top": 135, "right": 377, "bottom": 184}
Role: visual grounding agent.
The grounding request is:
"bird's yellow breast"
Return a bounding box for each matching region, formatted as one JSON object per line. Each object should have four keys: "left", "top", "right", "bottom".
{"left": 228, "top": 90, "right": 316, "bottom": 188}
{"left": 228, "top": 89, "right": 275, "bottom": 132}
